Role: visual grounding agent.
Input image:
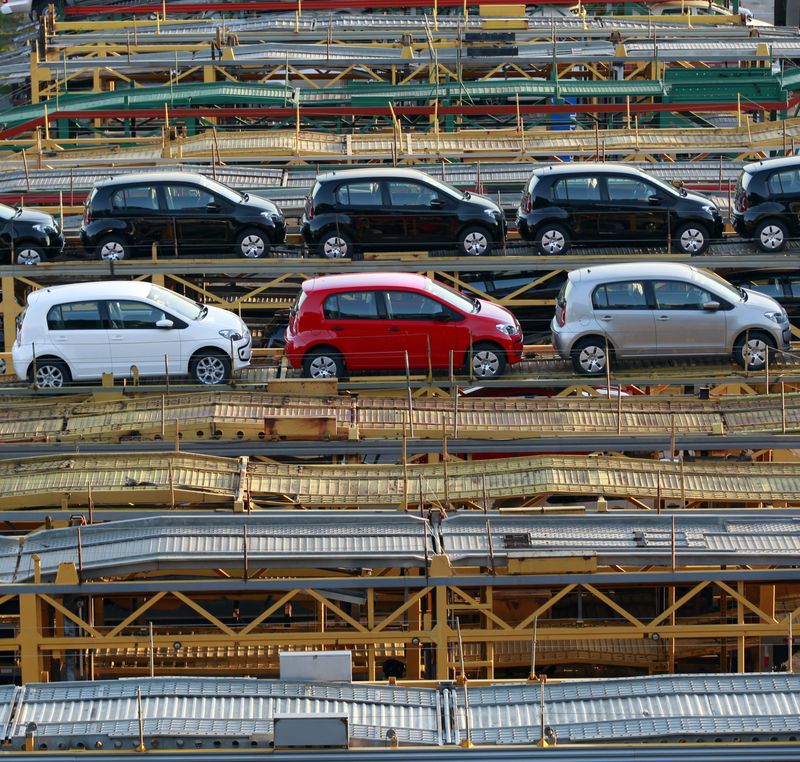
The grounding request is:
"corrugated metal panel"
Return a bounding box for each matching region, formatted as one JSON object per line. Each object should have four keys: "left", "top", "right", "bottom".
{"left": 10, "top": 678, "right": 441, "bottom": 748}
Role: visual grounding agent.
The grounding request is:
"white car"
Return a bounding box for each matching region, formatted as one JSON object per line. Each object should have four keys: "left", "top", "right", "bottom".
{"left": 13, "top": 281, "right": 252, "bottom": 387}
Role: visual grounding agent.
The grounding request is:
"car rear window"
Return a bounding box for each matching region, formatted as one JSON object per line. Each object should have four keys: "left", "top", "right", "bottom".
{"left": 335, "top": 182, "right": 382, "bottom": 207}
{"left": 323, "top": 291, "right": 379, "bottom": 320}
{"left": 110, "top": 185, "right": 160, "bottom": 211}
{"left": 552, "top": 176, "right": 601, "bottom": 202}
{"left": 592, "top": 281, "right": 648, "bottom": 309}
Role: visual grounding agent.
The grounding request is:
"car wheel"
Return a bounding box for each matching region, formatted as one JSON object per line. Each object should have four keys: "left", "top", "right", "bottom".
{"left": 303, "top": 349, "right": 344, "bottom": 379}
{"left": 318, "top": 231, "right": 354, "bottom": 259}
{"left": 97, "top": 235, "right": 129, "bottom": 261}
{"left": 754, "top": 218, "right": 788, "bottom": 253}
{"left": 468, "top": 342, "right": 506, "bottom": 379}
{"left": 571, "top": 336, "right": 609, "bottom": 375}
{"left": 190, "top": 351, "right": 231, "bottom": 385}
{"left": 536, "top": 224, "right": 571, "bottom": 255}
{"left": 458, "top": 226, "right": 492, "bottom": 257}
{"left": 30, "top": 359, "right": 70, "bottom": 388}
{"left": 674, "top": 222, "right": 710, "bottom": 255}
{"left": 15, "top": 244, "right": 45, "bottom": 265}
{"left": 236, "top": 228, "right": 270, "bottom": 259}
{"left": 733, "top": 330, "right": 775, "bottom": 371}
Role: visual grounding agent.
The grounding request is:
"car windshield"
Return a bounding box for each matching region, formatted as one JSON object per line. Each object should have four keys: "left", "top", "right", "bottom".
{"left": 197, "top": 177, "right": 244, "bottom": 203}
{"left": 426, "top": 279, "right": 479, "bottom": 313}
{"left": 696, "top": 268, "right": 746, "bottom": 301}
{"left": 639, "top": 171, "right": 683, "bottom": 197}
{"left": 418, "top": 175, "right": 469, "bottom": 199}
{"left": 147, "top": 284, "right": 206, "bottom": 319}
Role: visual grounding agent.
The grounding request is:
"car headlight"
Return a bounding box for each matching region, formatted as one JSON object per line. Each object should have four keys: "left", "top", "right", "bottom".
{"left": 701, "top": 205, "right": 718, "bottom": 215}
{"left": 496, "top": 323, "right": 518, "bottom": 336}
{"left": 32, "top": 223, "right": 53, "bottom": 234}
{"left": 484, "top": 208, "right": 501, "bottom": 218}
{"left": 219, "top": 329, "right": 243, "bottom": 340}
{"left": 764, "top": 311, "right": 785, "bottom": 324}
{"left": 261, "top": 211, "right": 281, "bottom": 222}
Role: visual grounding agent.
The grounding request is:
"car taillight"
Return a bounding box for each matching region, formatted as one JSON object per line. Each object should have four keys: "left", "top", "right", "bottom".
{"left": 523, "top": 193, "right": 531, "bottom": 213}
{"left": 739, "top": 193, "right": 747, "bottom": 212}
{"left": 305, "top": 197, "right": 314, "bottom": 220}
{"left": 557, "top": 301, "right": 566, "bottom": 327}
{"left": 83, "top": 205, "right": 90, "bottom": 225}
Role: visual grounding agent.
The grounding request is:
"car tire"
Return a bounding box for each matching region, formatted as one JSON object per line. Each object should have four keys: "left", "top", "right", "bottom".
{"left": 14, "top": 243, "right": 45, "bottom": 266}
{"left": 458, "top": 226, "right": 492, "bottom": 257}
{"left": 318, "top": 231, "right": 355, "bottom": 260}
{"left": 673, "top": 221, "right": 710, "bottom": 255}
{"left": 571, "top": 336, "right": 610, "bottom": 375}
{"left": 190, "top": 350, "right": 231, "bottom": 385}
{"left": 754, "top": 218, "right": 789, "bottom": 253}
{"left": 535, "top": 223, "right": 571, "bottom": 255}
{"left": 97, "top": 235, "right": 130, "bottom": 261}
{"left": 236, "top": 228, "right": 270, "bottom": 259}
{"left": 733, "top": 330, "right": 775, "bottom": 371}
{"left": 29, "top": 358, "right": 70, "bottom": 388}
{"left": 303, "top": 348, "right": 344, "bottom": 379}
{"left": 468, "top": 342, "right": 506, "bottom": 379}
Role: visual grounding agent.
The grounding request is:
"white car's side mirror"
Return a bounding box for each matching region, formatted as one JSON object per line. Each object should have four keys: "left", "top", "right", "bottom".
{"left": 156, "top": 318, "right": 174, "bottom": 329}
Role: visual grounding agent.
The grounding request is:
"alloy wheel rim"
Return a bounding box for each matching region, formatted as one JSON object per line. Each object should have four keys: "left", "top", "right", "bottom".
{"left": 241, "top": 234, "right": 265, "bottom": 258}
{"left": 579, "top": 345, "right": 606, "bottom": 373}
{"left": 195, "top": 356, "right": 226, "bottom": 385}
{"left": 17, "top": 249, "right": 41, "bottom": 265}
{"left": 679, "top": 228, "right": 705, "bottom": 253}
{"left": 323, "top": 237, "right": 347, "bottom": 258}
{"left": 101, "top": 241, "right": 124, "bottom": 261}
{"left": 472, "top": 350, "right": 500, "bottom": 378}
{"left": 310, "top": 355, "right": 338, "bottom": 378}
{"left": 542, "top": 230, "right": 564, "bottom": 254}
{"left": 744, "top": 339, "right": 768, "bottom": 368}
{"left": 36, "top": 365, "right": 64, "bottom": 388}
{"left": 760, "top": 226, "right": 784, "bottom": 249}
{"left": 463, "top": 231, "right": 488, "bottom": 256}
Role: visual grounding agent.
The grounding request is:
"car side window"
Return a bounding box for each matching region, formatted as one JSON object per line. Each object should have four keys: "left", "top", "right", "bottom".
{"left": 334, "top": 182, "right": 382, "bottom": 207}
{"left": 652, "top": 280, "right": 715, "bottom": 310}
{"left": 592, "top": 281, "right": 648, "bottom": 309}
{"left": 47, "top": 301, "right": 105, "bottom": 330}
{"left": 107, "top": 300, "right": 170, "bottom": 329}
{"left": 767, "top": 169, "right": 800, "bottom": 195}
{"left": 384, "top": 290, "right": 445, "bottom": 320}
{"left": 606, "top": 177, "right": 655, "bottom": 202}
{"left": 552, "top": 176, "right": 601, "bottom": 202}
{"left": 387, "top": 181, "right": 441, "bottom": 208}
{"left": 323, "top": 291, "right": 379, "bottom": 320}
{"left": 164, "top": 185, "right": 216, "bottom": 211}
{"left": 110, "top": 185, "right": 160, "bottom": 211}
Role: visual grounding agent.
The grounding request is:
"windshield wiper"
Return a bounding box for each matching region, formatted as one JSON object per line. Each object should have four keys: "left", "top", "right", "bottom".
{"left": 198, "top": 305, "right": 209, "bottom": 319}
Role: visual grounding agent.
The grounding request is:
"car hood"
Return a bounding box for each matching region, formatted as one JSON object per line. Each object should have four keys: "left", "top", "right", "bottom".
{"left": 463, "top": 192, "right": 503, "bottom": 214}
{"left": 474, "top": 298, "right": 518, "bottom": 325}
{"left": 682, "top": 189, "right": 717, "bottom": 209}
{"left": 742, "top": 288, "right": 785, "bottom": 314}
{"left": 203, "top": 304, "right": 250, "bottom": 334}
{"left": 12, "top": 208, "right": 58, "bottom": 227}
{"left": 242, "top": 193, "right": 281, "bottom": 217}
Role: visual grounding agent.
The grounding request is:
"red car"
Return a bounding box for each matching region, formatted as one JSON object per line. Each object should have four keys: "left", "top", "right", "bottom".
{"left": 285, "top": 272, "right": 524, "bottom": 379}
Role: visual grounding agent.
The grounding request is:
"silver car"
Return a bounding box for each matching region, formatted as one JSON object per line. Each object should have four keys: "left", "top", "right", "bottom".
{"left": 552, "top": 262, "right": 791, "bottom": 375}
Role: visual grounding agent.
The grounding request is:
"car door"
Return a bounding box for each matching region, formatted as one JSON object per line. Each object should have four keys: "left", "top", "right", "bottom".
{"left": 320, "top": 290, "right": 383, "bottom": 371}
{"left": 44, "top": 300, "right": 111, "bottom": 380}
{"left": 106, "top": 299, "right": 186, "bottom": 378}
{"left": 766, "top": 168, "right": 800, "bottom": 232}
{"left": 333, "top": 180, "right": 390, "bottom": 249}
{"left": 591, "top": 280, "right": 657, "bottom": 358}
{"left": 550, "top": 175, "right": 601, "bottom": 244}
{"left": 380, "top": 289, "right": 469, "bottom": 370}
{"left": 598, "top": 175, "right": 669, "bottom": 245}
{"left": 385, "top": 179, "right": 454, "bottom": 251}
{"left": 109, "top": 184, "right": 170, "bottom": 256}
{"left": 650, "top": 279, "right": 728, "bottom": 355}
{"left": 163, "top": 183, "right": 232, "bottom": 258}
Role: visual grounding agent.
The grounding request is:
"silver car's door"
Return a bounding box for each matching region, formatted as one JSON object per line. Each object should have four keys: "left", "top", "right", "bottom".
{"left": 591, "top": 280, "right": 657, "bottom": 358}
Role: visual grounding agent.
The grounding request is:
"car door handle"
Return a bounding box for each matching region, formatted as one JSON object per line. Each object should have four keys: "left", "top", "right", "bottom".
{"left": 657, "top": 316, "right": 670, "bottom": 321}
{"left": 598, "top": 315, "right": 613, "bottom": 321}
{"left": 331, "top": 327, "right": 344, "bottom": 331}
{"left": 387, "top": 327, "right": 402, "bottom": 333}
{"left": 110, "top": 333, "right": 125, "bottom": 341}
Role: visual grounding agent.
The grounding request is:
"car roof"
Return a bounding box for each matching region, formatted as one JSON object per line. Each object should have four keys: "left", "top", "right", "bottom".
{"left": 315, "top": 168, "right": 440, "bottom": 184}
{"left": 528, "top": 163, "right": 653, "bottom": 179}
{"left": 27, "top": 280, "right": 152, "bottom": 305}
{"left": 742, "top": 156, "right": 800, "bottom": 175}
{"left": 568, "top": 261, "right": 699, "bottom": 284}
{"left": 94, "top": 172, "right": 218, "bottom": 189}
{"left": 302, "top": 272, "right": 432, "bottom": 293}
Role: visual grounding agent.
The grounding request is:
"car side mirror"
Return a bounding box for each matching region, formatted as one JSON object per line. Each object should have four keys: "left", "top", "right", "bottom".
{"left": 647, "top": 195, "right": 662, "bottom": 206}
{"left": 702, "top": 301, "right": 720, "bottom": 312}
{"left": 206, "top": 202, "right": 220, "bottom": 213}
{"left": 429, "top": 198, "right": 445, "bottom": 209}
{"left": 156, "top": 318, "right": 174, "bottom": 329}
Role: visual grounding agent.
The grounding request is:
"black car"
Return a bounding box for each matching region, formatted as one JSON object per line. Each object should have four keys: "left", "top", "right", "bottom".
{"left": 516, "top": 164, "right": 724, "bottom": 256}
{"left": 300, "top": 167, "right": 507, "bottom": 259}
{"left": 732, "top": 156, "right": 800, "bottom": 253}
{"left": 722, "top": 268, "right": 800, "bottom": 327}
{"left": 0, "top": 202, "right": 64, "bottom": 265}
{"left": 80, "top": 172, "right": 286, "bottom": 260}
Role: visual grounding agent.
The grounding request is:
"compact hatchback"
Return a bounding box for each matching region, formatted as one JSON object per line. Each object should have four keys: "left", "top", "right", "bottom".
{"left": 301, "top": 168, "right": 507, "bottom": 259}
{"left": 81, "top": 172, "right": 286, "bottom": 260}
{"left": 0, "top": 202, "right": 64, "bottom": 265}
{"left": 13, "top": 281, "right": 252, "bottom": 387}
{"left": 284, "top": 273, "right": 523, "bottom": 379}
{"left": 732, "top": 156, "right": 800, "bottom": 253}
{"left": 516, "top": 164, "right": 723, "bottom": 255}
{"left": 551, "top": 262, "right": 790, "bottom": 375}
